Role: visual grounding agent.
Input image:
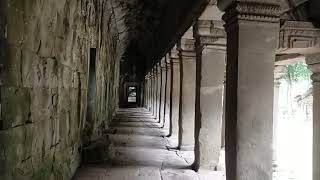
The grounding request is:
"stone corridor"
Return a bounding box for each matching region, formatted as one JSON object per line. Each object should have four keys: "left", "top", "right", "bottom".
{"left": 73, "top": 108, "right": 224, "bottom": 180}
{"left": 2, "top": 0, "right": 320, "bottom": 180}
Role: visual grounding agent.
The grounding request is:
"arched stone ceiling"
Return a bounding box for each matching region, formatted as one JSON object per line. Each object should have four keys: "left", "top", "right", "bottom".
{"left": 116, "top": 0, "right": 209, "bottom": 80}
{"left": 119, "top": 0, "right": 320, "bottom": 80}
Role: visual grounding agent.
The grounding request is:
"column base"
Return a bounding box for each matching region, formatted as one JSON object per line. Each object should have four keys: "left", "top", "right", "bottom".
{"left": 192, "top": 162, "right": 218, "bottom": 172}
{"left": 191, "top": 162, "right": 218, "bottom": 172}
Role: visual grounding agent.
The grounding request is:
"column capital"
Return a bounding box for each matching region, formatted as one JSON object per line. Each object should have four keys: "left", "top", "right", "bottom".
{"left": 306, "top": 53, "right": 320, "bottom": 83}
{"left": 166, "top": 54, "right": 172, "bottom": 69}
{"left": 152, "top": 67, "right": 157, "bottom": 77}
{"left": 195, "top": 20, "right": 226, "bottom": 52}
{"left": 160, "top": 58, "right": 167, "bottom": 71}
{"left": 171, "top": 46, "right": 180, "bottom": 59}
{"left": 221, "top": 1, "right": 280, "bottom": 29}
{"left": 156, "top": 63, "right": 162, "bottom": 74}
{"left": 145, "top": 73, "right": 150, "bottom": 79}
{"left": 197, "top": 20, "right": 225, "bottom": 38}
{"left": 170, "top": 47, "right": 181, "bottom": 65}
{"left": 179, "top": 38, "right": 196, "bottom": 59}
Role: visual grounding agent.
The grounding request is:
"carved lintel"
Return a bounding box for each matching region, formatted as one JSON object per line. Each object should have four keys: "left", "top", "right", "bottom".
{"left": 278, "top": 21, "right": 320, "bottom": 52}
{"left": 200, "top": 36, "right": 219, "bottom": 45}
{"left": 222, "top": 1, "right": 280, "bottom": 28}
{"left": 198, "top": 20, "right": 212, "bottom": 36}
{"left": 275, "top": 54, "right": 305, "bottom": 65}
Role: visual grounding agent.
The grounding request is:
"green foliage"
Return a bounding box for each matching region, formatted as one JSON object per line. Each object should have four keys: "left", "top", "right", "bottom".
{"left": 284, "top": 61, "right": 312, "bottom": 82}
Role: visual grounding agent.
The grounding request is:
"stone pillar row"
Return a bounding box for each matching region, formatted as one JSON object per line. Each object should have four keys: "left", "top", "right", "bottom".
{"left": 142, "top": 1, "right": 283, "bottom": 180}
{"left": 143, "top": 22, "right": 226, "bottom": 171}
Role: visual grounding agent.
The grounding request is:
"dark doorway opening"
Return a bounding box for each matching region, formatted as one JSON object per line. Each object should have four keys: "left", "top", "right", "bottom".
{"left": 85, "top": 48, "right": 96, "bottom": 136}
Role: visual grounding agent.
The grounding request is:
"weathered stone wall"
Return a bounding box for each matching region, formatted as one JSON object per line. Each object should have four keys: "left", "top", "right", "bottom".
{"left": 0, "top": 0, "right": 121, "bottom": 179}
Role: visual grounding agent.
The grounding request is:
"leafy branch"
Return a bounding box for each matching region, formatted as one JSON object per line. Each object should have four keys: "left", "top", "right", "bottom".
{"left": 283, "top": 61, "right": 311, "bottom": 83}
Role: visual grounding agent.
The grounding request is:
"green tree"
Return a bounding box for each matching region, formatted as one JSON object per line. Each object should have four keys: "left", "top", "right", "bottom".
{"left": 284, "top": 61, "right": 312, "bottom": 82}
{"left": 283, "top": 61, "right": 311, "bottom": 116}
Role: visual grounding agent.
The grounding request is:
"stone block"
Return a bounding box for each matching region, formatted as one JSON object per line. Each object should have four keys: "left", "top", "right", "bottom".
{"left": 1, "top": 45, "right": 22, "bottom": 86}
{"left": 30, "top": 120, "right": 53, "bottom": 157}
{"left": 23, "top": 14, "right": 41, "bottom": 53}
{"left": 30, "top": 88, "right": 54, "bottom": 123}
{"left": 1, "top": 87, "right": 30, "bottom": 129}
{"left": 22, "top": 51, "right": 59, "bottom": 88}
{"left": 0, "top": 126, "right": 28, "bottom": 174}
{"left": 6, "top": 0, "right": 25, "bottom": 45}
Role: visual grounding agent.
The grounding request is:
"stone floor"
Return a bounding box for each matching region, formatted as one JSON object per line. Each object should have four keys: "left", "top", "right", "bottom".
{"left": 73, "top": 108, "right": 225, "bottom": 180}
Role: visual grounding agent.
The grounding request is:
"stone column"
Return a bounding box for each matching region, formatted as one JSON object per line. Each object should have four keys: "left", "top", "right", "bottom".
{"left": 156, "top": 64, "right": 162, "bottom": 122}
{"left": 178, "top": 31, "right": 197, "bottom": 151}
{"left": 306, "top": 53, "right": 320, "bottom": 180}
{"left": 221, "top": 79, "right": 226, "bottom": 148}
{"left": 273, "top": 65, "right": 284, "bottom": 161}
{"left": 149, "top": 71, "right": 153, "bottom": 112}
{"left": 160, "top": 59, "right": 167, "bottom": 126}
{"left": 147, "top": 73, "right": 151, "bottom": 111}
{"left": 164, "top": 54, "right": 172, "bottom": 129}
{"left": 273, "top": 79, "right": 281, "bottom": 161}
{"left": 152, "top": 68, "right": 157, "bottom": 117}
{"left": 151, "top": 65, "right": 158, "bottom": 119}
{"left": 193, "top": 20, "right": 226, "bottom": 171}
{"left": 169, "top": 47, "right": 181, "bottom": 141}
{"left": 218, "top": 1, "right": 280, "bottom": 180}
{"left": 149, "top": 70, "right": 152, "bottom": 113}
{"left": 144, "top": 74, "right": 149, "bottom": 109}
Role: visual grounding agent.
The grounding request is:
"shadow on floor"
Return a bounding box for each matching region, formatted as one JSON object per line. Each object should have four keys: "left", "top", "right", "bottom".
{"left": 73, "top": 108, "right": 225, "bottom": 180}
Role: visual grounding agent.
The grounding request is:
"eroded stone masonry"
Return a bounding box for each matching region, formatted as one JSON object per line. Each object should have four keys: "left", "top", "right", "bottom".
{"left": 0, "top": 0, "right": 121, "bottom": 179}
{"left": 1, "top": 0, "right": 320, "bottom": 180}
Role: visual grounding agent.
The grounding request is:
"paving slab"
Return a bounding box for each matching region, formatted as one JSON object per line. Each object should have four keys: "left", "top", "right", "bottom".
{"left": 73, "top": 108, "right": 225, "bottom": 180}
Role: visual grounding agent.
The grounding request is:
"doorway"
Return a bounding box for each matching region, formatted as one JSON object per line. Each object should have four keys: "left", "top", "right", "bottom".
{"left": 85, "top": 48, "right": 96, "bottom": 136}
